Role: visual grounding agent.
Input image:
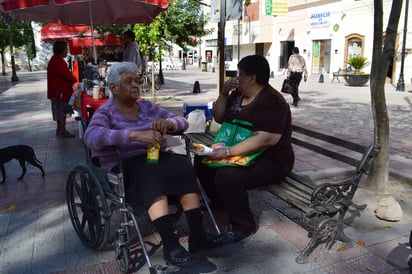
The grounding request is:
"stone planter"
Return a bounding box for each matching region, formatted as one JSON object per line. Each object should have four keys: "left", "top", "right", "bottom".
{"left": 344, "top": 74, "right": 370, "bottom": 86}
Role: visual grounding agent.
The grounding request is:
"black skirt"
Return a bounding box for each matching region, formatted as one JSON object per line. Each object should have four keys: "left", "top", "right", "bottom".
{"left": 119, "top": 153, "right": 199, "bottom": 214}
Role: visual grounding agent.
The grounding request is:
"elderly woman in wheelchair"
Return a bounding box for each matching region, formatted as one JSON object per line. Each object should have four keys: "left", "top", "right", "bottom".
{"left": 82, "top": 62, "right": 219, "bottom": 267}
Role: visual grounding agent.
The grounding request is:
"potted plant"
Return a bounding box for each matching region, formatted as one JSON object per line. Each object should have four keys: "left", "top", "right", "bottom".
{"left": 344, "top": 56, "right": 370, "bottom": 86}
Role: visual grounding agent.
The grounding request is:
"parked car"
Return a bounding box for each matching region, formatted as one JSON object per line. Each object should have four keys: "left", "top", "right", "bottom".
{"left": 147, "top": 57, "right": 176, "bottom": 72}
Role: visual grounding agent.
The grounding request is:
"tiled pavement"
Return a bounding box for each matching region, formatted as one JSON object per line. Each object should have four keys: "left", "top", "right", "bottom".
{"left": 0, "top": 67, "right": 412, "bottom": 274}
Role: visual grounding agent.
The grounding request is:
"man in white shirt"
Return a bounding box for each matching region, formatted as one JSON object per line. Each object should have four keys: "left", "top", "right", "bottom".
{"left": 123, "top": 30, "right": 142, "bottom": 75}
{"left": 287, "top": 47, "right": 308, "bottom": 107}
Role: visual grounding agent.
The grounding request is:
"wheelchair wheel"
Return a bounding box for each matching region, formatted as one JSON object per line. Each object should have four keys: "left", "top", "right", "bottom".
{"left": 115, "top": 229, "right": 129, "bottom": 273}
{"left": 116, "top": 246, "right": 129, "bottom": 273}
{"left": 66, "top": 164, "right": 111, "bottom": 250}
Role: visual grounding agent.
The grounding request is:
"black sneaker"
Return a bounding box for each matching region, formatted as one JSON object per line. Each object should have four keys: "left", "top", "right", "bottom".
{"left": 164, "top": 245, "right": 193, "bottom": 267}
{"left": 189, "top": 234, "right": 225, "bottom": 254}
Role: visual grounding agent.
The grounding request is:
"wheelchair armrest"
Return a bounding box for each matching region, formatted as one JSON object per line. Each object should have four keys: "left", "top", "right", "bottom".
{"left": 75, "top": 116, "right": 88, "bottom": 133}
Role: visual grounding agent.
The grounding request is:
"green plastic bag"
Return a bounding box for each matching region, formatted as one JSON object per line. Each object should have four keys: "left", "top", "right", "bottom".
{"left": 203, "top": 119, "right": 263, "bottom": 167}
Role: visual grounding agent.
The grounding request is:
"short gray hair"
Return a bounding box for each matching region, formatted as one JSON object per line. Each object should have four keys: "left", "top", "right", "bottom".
{"left": 107, "top": 62, "right": 138, "bottom": 87}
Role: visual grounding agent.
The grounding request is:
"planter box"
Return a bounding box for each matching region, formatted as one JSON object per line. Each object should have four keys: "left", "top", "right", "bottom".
{"left": 344, "top": 74, "right": 370, "bottom": 86}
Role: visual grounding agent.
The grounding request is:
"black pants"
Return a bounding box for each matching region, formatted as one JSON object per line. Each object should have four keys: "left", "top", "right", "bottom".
{"left": 289, "top": 71, "right": 303, "bottom": 103}
{"left": 193, "top": 153, "right": 292, "bottom": 233}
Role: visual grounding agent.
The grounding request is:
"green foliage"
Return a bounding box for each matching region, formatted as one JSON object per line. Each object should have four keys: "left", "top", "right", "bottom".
{"left": 134, "top": 17, "right": 165, "bottom": 60}
{"left": 133, "top": 0, "right": 213, "bottom": 61}
{"left": 92, "top": 1, "right": 213, "bottom": 62}
{"left": 163, "top": 0, "right": 213, "bottom": 49}
{"left": 346, "top": 56, "right": 369, "bottom": 73}
{"left": 94, "top": 24, "right": 131, "bottom": 37}
{"left": 0, "top": 15, "right": 34, "bottom": 52}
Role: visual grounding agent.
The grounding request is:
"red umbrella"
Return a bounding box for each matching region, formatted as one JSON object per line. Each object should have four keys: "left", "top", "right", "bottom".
{"left": 1, "top": 0, "right": 168, "bottom": 62}
{"left": 0, "top": 0, "right": 168, "bottom": 25}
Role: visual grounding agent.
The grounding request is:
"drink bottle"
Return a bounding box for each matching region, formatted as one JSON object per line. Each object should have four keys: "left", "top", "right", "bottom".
{"left": 146, "top": 143, "right": 160, "bottom": 164}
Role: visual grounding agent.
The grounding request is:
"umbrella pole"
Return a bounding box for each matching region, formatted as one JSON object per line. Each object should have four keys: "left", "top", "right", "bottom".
{"left": 88, "top": 2, "right": 97, "bottom": 64}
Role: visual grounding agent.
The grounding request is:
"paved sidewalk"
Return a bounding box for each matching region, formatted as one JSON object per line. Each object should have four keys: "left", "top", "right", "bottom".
{"left": 0, "top": 67, "right": 411, "bottom": 274}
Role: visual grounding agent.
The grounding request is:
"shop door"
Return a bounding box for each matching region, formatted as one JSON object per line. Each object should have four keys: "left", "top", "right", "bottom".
{"left": 280, "top": 41, "right": 294, "bottom": 69}
{"left": 311, "top": 40, "right": 331, "bottom": 74}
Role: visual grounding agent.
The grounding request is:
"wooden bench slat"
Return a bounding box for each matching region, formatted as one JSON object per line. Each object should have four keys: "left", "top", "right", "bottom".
{"left": 282, "top": 176, "right": 315, "bottom": 194}
{"left": 266, "top": 184, "right": 312, "bottom": 212}
{"left": 270, "top": 184, "right": 312, "bottom": 203}
{"left": 291, "top": 137, "right": 361, "bottom": 167}
{"left": 292, "top": 125, "right": 366, "bottom": 153}
{"left": 185, "top": 132, "right": 215, "bottom": 147}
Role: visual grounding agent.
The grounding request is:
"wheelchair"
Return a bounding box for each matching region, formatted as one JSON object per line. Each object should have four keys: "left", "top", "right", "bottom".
{"left": 66, "top": 117, "right": 221, "bottom": 273}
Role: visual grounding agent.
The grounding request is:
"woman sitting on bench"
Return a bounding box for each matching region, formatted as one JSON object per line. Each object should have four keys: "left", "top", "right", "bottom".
{"left": 194, "top": 55, "right": 295, "bottom": 242}
{"left": 84, "top": 62, "right": 222, "bottom": 267}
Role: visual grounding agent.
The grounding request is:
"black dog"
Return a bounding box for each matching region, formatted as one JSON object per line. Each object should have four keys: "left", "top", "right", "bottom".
{"left": 0, "top": 145, "right": 45, "bottom": 184}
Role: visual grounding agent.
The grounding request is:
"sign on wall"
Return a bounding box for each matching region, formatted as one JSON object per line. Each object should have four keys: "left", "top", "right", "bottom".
{"left": 307, "top": 3, "right": 340, "bottom": 30}
{"left": 265, "top": 0, "right": 288, "bottom": 16}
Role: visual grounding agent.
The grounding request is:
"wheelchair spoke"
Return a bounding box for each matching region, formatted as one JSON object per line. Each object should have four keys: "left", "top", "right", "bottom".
{"left": 66, "top": 164, "right": 110, "bottom": 250}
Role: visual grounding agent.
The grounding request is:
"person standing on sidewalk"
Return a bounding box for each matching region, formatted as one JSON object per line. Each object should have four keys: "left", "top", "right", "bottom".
{"left": 287, "top": 47, "right": 307, "bottom": 107}
{"left": 47, "top": 40, "right": 77, "bottom": 138}
{"left": 123, "top": 30, "right": 142, "bottom": 75}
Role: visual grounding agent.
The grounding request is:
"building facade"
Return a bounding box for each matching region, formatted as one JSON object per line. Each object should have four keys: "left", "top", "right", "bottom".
{"left": 200, "top": 0, "right": 411, "bottom": 85}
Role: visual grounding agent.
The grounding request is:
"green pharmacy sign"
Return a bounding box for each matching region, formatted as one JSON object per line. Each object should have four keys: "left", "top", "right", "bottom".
{"left": 265, "top": 0, "right": 288, "bottom": 16}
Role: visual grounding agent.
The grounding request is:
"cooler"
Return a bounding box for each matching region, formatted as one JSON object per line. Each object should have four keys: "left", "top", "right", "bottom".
{"left": 183, "top": 100, "right": 213, "bottom": 119}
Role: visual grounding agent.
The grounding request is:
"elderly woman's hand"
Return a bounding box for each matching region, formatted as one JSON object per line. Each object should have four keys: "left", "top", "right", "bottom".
{"left": 152, "top": 118, "right": 174, "bottom": 135}
{"left": 129, "top": 129, "right": 163, "bottom": 143}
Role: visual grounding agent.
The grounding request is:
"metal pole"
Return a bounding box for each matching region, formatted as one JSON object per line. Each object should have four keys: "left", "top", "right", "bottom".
{"left": 7, "top": 21, "right": 18, "bottom": 82}
{"left": 237, "top": 18, "right": 240, "bottom": 61}
{"left": 88, "top": 1, "right": 97, "bottom": 65}
{"left": 218, "top": 0, "right": 226, "bottom": 91}
{"left": 396, "top": 0, "right": 408, "bottom": 92}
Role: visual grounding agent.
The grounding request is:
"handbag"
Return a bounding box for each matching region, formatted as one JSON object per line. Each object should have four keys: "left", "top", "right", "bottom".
{"left": 202, "top": 119, "right": 263, "bottom": 167}
{"left": 281, "top": 79, "right": 291, "bottom": 94}
{"left": 185, "top": 109, "right": 206, "bottom": 133}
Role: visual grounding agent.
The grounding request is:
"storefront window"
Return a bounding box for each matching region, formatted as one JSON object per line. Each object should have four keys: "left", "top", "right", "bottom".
{"left": 206, "top": 50, "right": 213, "bottom": 63}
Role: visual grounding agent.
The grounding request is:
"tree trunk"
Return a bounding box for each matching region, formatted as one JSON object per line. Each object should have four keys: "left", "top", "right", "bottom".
{"left": 365, "top": 0, "right": 403, "bottom": 193}
{"left": 1, "top": 50, "right": 6, "bottom": 76}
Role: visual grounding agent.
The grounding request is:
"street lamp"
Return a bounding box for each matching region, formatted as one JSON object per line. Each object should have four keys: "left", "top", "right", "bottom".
{"left": 396, "top": 0, "right": 409, "bottom": 92}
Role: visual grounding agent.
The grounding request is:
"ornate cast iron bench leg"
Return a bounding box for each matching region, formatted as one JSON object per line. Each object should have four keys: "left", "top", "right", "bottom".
{"left": 296, "top": 218, "right": 342, "bottom": 264}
